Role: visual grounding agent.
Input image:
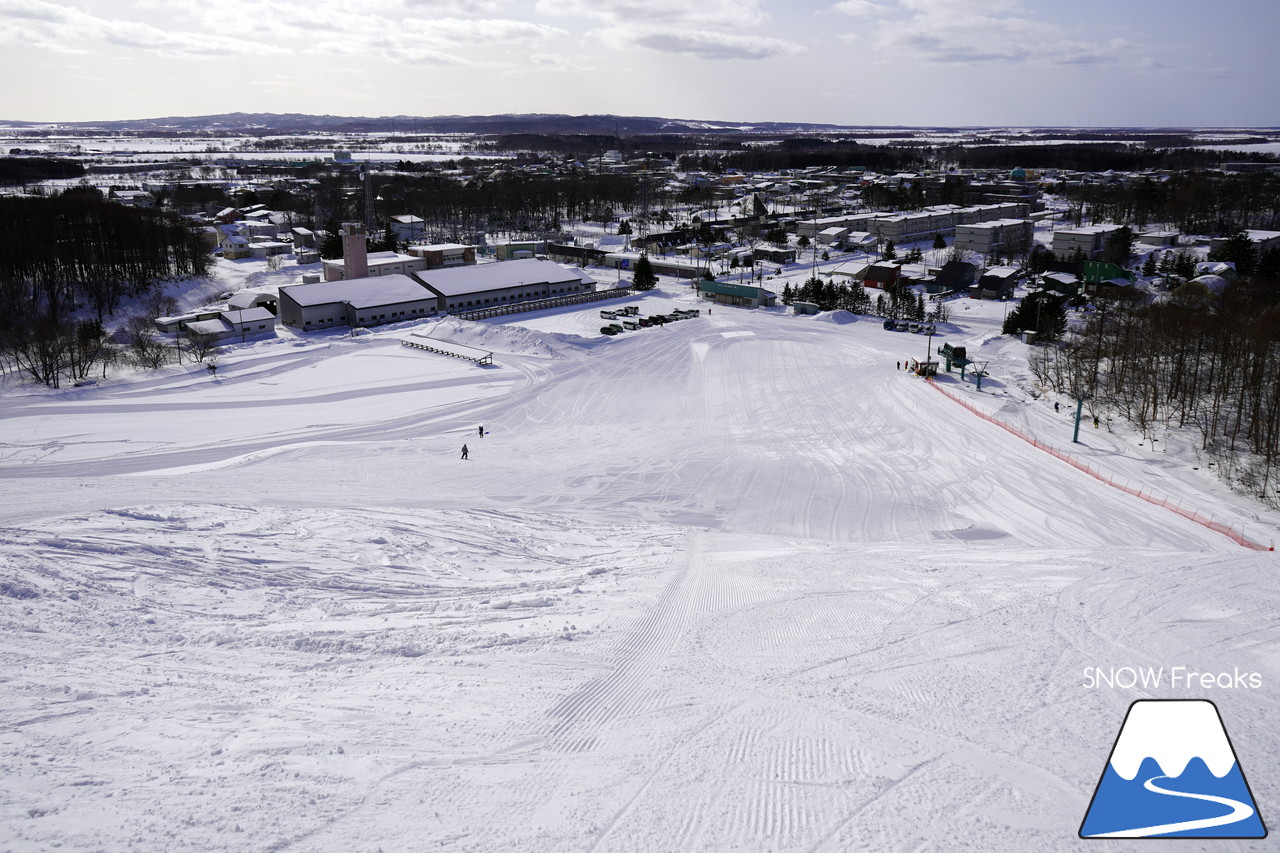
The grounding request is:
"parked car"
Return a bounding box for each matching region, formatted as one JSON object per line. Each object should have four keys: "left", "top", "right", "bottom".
{"left": 601, "top": 310, "right": 618, "bottom": 319}
{"left": 883, "top": 319, "right": 897, "bottom": 331}
{"left": 608, "top": 323, "right": 624, "bottom": 333}
{"left": 622, "top": 320, "right": 639, "bottom": 330}
{"left": 638, "top": 318, "right": 653, "bottom": 327}
{"left": 600, "top": 326, "right": 618, "bottom": 336}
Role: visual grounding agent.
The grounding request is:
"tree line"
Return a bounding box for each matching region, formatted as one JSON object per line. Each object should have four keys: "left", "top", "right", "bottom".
{"left": 0, "top": 157, "right": 86, "bottom": 184}
{"left": 1057, "top": 171, "right": 1280, "bottom": 235}
{"left": 0, "top": 196, "right": 213, "bottom": 387}
{"left": 937, "top": 144, "right": 1276, "bottom": 173}
{"left": 1030, "top": 275, "right": 1280, "bottom": 505}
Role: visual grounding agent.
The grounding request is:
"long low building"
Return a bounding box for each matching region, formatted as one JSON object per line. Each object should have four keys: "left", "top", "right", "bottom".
{"left": 279, "top": 275, "right": 440, "bottom": 331}
{"left": 698, "top": 280, "right": 777, "bottom": 309}
{"left": 953, "top": 219, "right": 1034, "bottom": 256}
{"left": 323, "top": 250, "right": 429, "bottom": 281}
{"left": 278, "top": 259, "right": 598, "bottom": 331}
{"left": 1052, "top": 224, "right": 1124, "bottom": 260}
{"left": 414, "top": 258, "right": 596, "bottom": 313}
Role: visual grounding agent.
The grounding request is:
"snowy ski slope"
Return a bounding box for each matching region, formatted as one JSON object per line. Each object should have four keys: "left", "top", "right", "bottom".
{"left": 1, "top": 285, "right": 1277, "bottom": 851}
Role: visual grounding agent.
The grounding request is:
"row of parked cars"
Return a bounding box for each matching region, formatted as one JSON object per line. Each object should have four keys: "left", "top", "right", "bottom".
{"left": 883, "top": 319, "right": 937, "bottom": 335}
{"left": 600, "top": 306, "right": 700, "bottom": 335}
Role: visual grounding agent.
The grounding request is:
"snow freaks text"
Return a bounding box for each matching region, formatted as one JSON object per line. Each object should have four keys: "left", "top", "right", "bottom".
{"left": 1083, "top": 667, "right": 1262, "bottom": 690}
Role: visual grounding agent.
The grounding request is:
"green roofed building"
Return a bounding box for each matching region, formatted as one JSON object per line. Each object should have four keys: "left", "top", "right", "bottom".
{"left": 698, "top": 280, "right": 777, "bottom": 309}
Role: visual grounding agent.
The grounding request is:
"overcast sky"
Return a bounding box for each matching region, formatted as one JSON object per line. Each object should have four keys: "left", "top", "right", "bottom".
{"left": 2, "top": 0, "right": 1277, "bottom": 127}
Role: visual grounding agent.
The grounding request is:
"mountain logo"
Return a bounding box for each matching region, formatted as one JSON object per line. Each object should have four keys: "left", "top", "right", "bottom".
{"left": 1080, "top": 699, "right": 1267, "bottom": 839}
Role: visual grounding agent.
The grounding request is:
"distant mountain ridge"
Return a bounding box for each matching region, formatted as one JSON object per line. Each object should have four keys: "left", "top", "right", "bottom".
{"left": 0, "top": 112, "right": 888, "bottom": 135}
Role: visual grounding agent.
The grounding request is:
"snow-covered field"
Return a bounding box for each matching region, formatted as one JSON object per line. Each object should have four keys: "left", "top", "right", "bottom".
{"left": 2, "top": 278, "right": 1278, "bottom": 851}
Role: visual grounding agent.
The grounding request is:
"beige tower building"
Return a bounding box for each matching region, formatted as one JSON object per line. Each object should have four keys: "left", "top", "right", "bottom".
{"left": 341, "top": 222, "right": 369, "bottom": 281}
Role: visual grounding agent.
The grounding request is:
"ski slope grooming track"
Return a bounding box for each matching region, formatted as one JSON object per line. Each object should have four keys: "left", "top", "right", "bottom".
{"left": 2, "top": 291, "right": 1278, "bottom": 851}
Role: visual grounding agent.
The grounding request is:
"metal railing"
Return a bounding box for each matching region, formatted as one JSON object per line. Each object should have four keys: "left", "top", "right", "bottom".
{"left": 454, "top": 288, "right": 635, "bottom": 321}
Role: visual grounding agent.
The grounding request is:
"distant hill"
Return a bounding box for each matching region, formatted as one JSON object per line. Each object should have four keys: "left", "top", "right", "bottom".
{"left": 0, "top": 112, "right": 915, "bottom": 136}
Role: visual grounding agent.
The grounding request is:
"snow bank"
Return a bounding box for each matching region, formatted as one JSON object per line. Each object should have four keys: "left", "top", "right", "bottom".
{"left": 426, "top": 318, "right": 591, "bottom": 359}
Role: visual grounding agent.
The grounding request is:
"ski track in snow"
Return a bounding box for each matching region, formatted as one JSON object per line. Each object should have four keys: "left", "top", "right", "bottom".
{"left": 1, "top": 292, "right": 1278, "bottom": 851}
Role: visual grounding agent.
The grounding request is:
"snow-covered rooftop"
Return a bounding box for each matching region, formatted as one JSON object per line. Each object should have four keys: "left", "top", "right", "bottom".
{"left": 415, "top": 258, "right": 592, "bottom": 297}
{"left": 280, "top": 274, "right": 432, "bottom": 308}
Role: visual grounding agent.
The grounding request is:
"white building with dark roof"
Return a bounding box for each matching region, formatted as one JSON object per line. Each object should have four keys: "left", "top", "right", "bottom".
{"left": 279, "top": 259, "right": 597, "bottom": 331}
{"left": 413, "top": 258, "right": 596, "bottom": 313}
{"left": 278, "top": 275, "right": 438, "bottom": 331}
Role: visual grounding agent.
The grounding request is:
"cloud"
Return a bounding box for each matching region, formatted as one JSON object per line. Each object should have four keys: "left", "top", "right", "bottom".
{"left": 597, "top": 27, "right": 802, "bottom": 61}
{"left": 537, "top": 0, "right": 767, "bottom": 28}
{"left": 845, "top": 0, "right": 1149, "bottom": 68}
{"left": 401, "top": 0, "right": 508, "bottom": 13}
{"left": 0, "top": 0, "right": 73, "bottom": 22}
{"left": 403, "top": 17, "right": 568, "bottom": 46}
{"left": 0, "top": 0, "right": 289, "bottom": 57}
{"left": 98, "top": 19, "right": 289, "bottom": 58}
{"left": 526, "top": 52, "right": 591, "bottom": 72}
{"left": 829, "top": 0, "right": 891, "bottom": 18}
{"left": 377, "top": 43, "right": 471, "bottom": 66}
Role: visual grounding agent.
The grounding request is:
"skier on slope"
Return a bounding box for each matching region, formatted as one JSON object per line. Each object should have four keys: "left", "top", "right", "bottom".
{"left": 478, "top": 425, "right": 485, "bottom": 438}
{"left": 461, "top": 444, "right": 469, "bottom": 460}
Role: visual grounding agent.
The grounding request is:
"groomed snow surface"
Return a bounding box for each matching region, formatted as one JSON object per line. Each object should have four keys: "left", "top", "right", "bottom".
{"left": 2, "top": 278, "right": 1278, "bottom": 852}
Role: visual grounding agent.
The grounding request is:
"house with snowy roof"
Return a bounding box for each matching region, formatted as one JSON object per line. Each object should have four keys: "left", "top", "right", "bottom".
{"left": 391, "top": 214, "right": 426, "bottom": 243}
{"left": 219, "top": 233, "right": 252, "bottom": 259}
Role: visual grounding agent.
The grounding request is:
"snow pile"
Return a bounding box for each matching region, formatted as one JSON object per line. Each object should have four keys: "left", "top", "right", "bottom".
{"left": 426, "top": 318, "right": 590, "bottom": 358}
{"left": 811, "top": 309, "right": 861, "bottom": 325}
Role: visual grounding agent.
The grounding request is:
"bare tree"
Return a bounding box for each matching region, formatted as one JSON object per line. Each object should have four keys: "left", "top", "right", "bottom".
{"left": 183, "top": 327, "right": 221, "bottom": 363}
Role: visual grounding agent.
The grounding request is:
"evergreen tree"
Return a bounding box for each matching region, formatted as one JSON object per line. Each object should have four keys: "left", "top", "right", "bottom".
{"left": 1101, "top": 225, "right": 1135, "bottom": 266}
{"left": 319, "top": 230, "right": 343, "bottom": 260}
{"left": 1027, "top": 245, "right": 1054, "bottom": 276}
{"left": 781, "top": 283, "right": 794, "bottom": 305}
{"left": 1002, "top": 291, "right": 1067, "bottom": 341}
{"left": 617, "top": 219, "right": 632, "bottom": 236}
{"left": 1172, "top": 250, "right": 1198, "bottom": 279}
{"left": 933, "top": 233, "right": 946, "bottom": 251}
{"left": 1142, "top": 253, "right": 1158, "bottom": 277}
{"left": 882, "top": 240, "right": 897, "bottom": 260}
{"left": 1207, "top": 231, "right": 1257, "bottom": 276}
{"left": 631, "top": 254, "right": 657, "bottom": 290}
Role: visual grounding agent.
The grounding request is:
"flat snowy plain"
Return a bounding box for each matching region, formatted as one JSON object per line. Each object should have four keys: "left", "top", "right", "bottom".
{"left": 2, "top": 274, "right": 1278, "bottom": 852}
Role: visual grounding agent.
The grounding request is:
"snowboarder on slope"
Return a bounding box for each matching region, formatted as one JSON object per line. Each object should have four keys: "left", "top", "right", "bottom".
{"left": 461, "top": 444, "right": 469, "bottom": 460}
{"left": 478, "top": 425, "right": 485, "bottom": 438}
{"left": 1054, "top": 401, "right": 1060, "bottom": 413}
